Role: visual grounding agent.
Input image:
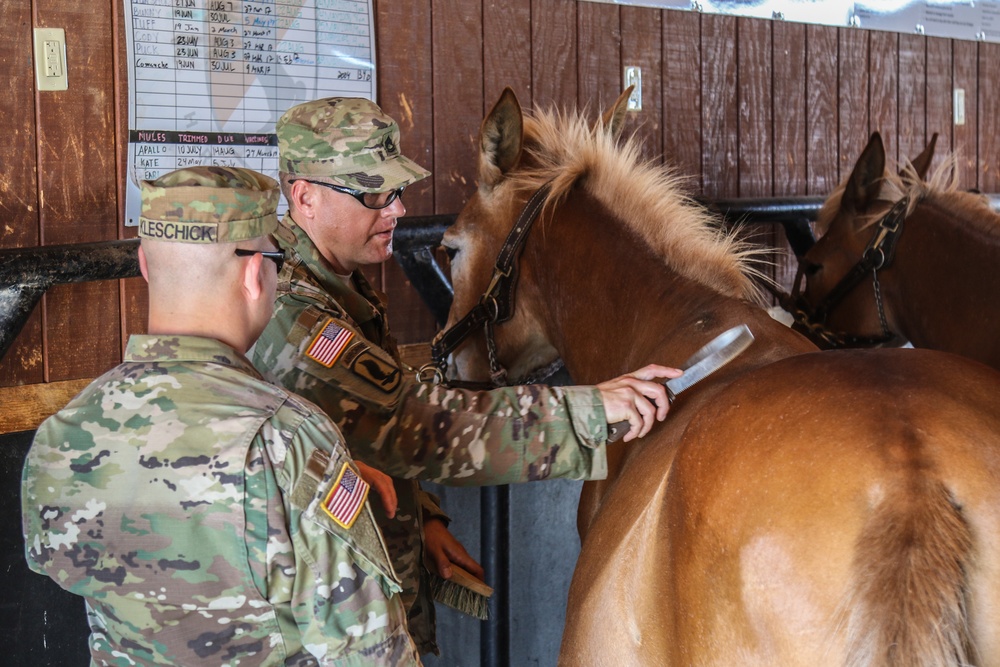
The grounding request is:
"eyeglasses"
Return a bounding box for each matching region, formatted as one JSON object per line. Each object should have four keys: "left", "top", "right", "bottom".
{"left": 290, "top": 179, "right": 404, "bottom": 210}
{"left": 234, "top": 248, "right": 285, "bottom": 273}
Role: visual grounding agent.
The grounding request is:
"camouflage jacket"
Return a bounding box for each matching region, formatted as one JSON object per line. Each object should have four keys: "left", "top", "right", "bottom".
{"left": 251, "top": 215, "right": 611, "bottom": 653}
{"left": 22, "top": 335, "right": 421, "bottom": 667}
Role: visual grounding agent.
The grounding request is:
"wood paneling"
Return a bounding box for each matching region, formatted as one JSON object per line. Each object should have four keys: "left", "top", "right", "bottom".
{"left": 899, "top": 33, "right": 927, "bottom": 166}
{"left": 432, "top": 0, "right": 482, "bottom": 215}
{"left": 701, "top": 14, "right": 738, "bottom": 198}
{"left": 662, "top": 10, "right": 702, "bottom": 185}
{"left": 377, "top": 0, "right": 436, "bottom": 343}
{"left": 925, "top": 37, "right": 953, "bottom": 167}
{"left": 35, "top": 1, "right": 120, "bottom": 382}
{"left": 869, "top": 31, "right": 899, "bottom": 162}
{"left": 577, "top": 2, "right": 620, "bottom": 112}
{"left": 953, "top": 40, "right": 979, "bottom": 188}
{"left": 805, "top": 24, "right": 839, "bottom": 194}
{"left": 0, "top": 1, "right": 42, "bottom": 385}
{"left": 533, "top": 0, "right": 577, "bottom": 108}
{"left": 773, "top": 21, "right": 806, "bottom": 196}
{"left": 839, "top": 28, "right": 870, "bottom": 180}
{"left": 979, "top": 42, "right": 1000, "bottom": 193}
{"left": 736, "top": 18, "right": 778, "bottom": 289}
{"left": 621, "top": 7, "right": 662, "bottom": 160}
{"left": 771, "top": 20, "right": 808, "bottom": 291}
{"left": 738, "top": 17, "right": 772, "bottom": 198}
{"left": 484, "top": 0, "right": 532, "bottom": 107}
{"left": 6, "top": 2, "right": 1000, "bottom": 386}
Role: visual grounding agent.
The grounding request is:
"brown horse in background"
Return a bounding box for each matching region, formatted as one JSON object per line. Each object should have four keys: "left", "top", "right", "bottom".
{"left": 441, "top": 88, "right": 1000, "bottom": 666}
{"left": 795, "top": 131, "right": 1000, "bottom": 371}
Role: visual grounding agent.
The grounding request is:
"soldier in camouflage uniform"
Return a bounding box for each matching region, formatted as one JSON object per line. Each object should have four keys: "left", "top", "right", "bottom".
{"left": 22, "top": 166, "right": 422, "bottom": 666}
{"left": 251, "top": 98, "right": 680, "bottom": 655}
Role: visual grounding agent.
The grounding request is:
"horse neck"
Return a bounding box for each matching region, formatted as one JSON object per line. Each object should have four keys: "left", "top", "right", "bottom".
{"left": 885, "top": 198, "right": 1000, "bottom": 361}
{"left": 522, "top": 188, "right": 807, "bottom": 384}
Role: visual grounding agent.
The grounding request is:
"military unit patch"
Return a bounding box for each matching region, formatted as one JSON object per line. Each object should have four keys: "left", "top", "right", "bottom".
{"left": 322, "top": 462, "right": 370, "bottom": 529}
{"left": 306, "top": 319, "right": 354, "bottom": 367}
{"left": 349, "top": 349, "right": 402, "bottom": 393}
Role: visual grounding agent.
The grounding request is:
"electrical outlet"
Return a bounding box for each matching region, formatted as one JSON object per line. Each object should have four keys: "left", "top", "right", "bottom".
{"left": 44, "top": 40, "right": 63, "bottom": 77}
{"left": 34, "top": 28, "right": 68, "bottom": 91}
{"left": 954, "top": 88, "right": 966, "bottom": 126}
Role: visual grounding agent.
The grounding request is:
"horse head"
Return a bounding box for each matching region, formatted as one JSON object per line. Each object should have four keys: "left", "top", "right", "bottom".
{"left": 794, "top": 132, "right": 941, "bottom": 346}
{"left": 440, "top": 87, "right": 634, "bottom": 384}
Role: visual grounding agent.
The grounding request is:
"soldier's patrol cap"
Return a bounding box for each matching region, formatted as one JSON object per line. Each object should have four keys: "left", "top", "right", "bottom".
{"left": 139, "top": 166, "right": 279, "bottom": 244}
{"left": 276, "top": 97, "right": 430, "bottom": 193}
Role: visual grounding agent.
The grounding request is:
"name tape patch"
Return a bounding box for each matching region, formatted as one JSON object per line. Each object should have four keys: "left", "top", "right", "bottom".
{"left": 139, "top": 219, "right": 218, "bottom": 243}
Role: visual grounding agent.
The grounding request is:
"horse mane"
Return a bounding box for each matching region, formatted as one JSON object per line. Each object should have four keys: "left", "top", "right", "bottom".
{"left": 818, "top": 152, "right": 1000, "bottom": 238}
{"left": 507, "top": 105, "right": 769, "bottom": 304}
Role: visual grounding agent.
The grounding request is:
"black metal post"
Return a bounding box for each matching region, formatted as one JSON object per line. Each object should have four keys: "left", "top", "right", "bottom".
{"left": 481, "top": 485, "right": 510, "bottom": 667}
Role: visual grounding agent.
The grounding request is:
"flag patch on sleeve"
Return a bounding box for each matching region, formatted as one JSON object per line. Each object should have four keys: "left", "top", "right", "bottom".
{"left": 305, "top": 318, "right": 354, "bottom": 367}
{"left": 322, "top": 462, "right": 370, "bottom": 529}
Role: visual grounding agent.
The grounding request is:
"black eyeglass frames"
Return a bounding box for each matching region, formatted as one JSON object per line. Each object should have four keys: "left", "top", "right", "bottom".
{"left": 234, "top": 248, "right": 285, "bottom": 273}
{"left": 289, "top": 179, "right": 404, "bottom": 210}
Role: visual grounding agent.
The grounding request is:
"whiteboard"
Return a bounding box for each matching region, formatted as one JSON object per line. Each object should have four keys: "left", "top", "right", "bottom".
{"left": 125, "top": 0, "right": 377, "bottom": 226}
{"left": 581, "top": 0, "right": 1000, "bottom": 43}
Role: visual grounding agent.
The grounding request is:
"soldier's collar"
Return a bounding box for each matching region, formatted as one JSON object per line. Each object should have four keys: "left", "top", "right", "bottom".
{"left": 125, "top": 334, "right": 262, "bottom": 378}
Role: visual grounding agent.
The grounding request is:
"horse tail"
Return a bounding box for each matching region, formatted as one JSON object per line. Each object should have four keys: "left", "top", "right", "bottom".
{"left": 845, "top": 478, "right": 973, "bottom": 667}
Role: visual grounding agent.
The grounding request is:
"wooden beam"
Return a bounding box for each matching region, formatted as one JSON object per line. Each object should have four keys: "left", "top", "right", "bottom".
{"left": 1, "top": 378, "right": 91, "bottom": 435}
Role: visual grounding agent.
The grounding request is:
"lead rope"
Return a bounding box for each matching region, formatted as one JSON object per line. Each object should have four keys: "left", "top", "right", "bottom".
{"left": 872, "top": 268, "right": 891, "bottom": 340}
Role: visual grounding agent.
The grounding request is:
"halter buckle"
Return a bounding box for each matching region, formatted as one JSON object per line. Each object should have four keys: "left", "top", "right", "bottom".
{"left": 480, "top": 293, "right": 501, "bottom": 321}
{"left": 416, "top": 363, "right": 445, "bottom": 385}
{"left": 484, "top": 266, "right": 511, "bottom": 299}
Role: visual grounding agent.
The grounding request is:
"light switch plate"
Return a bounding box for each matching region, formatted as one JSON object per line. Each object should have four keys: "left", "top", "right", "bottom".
{"left": 624, "top": 66, "right": 642, "bottom": 111}
{"left": 34, "top": 28, "right": 68, "bottom": 91}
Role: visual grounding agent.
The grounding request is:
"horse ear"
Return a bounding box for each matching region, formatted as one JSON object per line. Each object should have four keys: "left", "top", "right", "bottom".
{"left": 841, "top": 132, "right": 886, "bottom": 214}
{"left": 598, "top": 86, "right": 633, "bottom": 140}
{"left": 906, "top": 132, "right": 938, "bottom": 180}
{"left": 479, "top": 87, "right": 524, "bottom": 189}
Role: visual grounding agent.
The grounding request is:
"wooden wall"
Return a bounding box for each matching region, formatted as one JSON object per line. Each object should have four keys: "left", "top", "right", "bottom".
{"left": 3, "top": 0, "right": 1000, "bottom": 393}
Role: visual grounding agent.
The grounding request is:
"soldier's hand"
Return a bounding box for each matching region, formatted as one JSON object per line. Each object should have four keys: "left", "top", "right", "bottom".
{"left": 597, "top": 364, "right": 682, "bottom": 442}
{"left": 423, "top": 518, "right": 484, "bottom": 581}
{"left": 355, "top": 461, "right": 397, "bottom": 518}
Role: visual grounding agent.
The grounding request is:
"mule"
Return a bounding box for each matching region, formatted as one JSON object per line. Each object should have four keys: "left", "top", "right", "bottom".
{"left": 440, "top": 88, "right": 1000, "bottom": 666}
{"left": 794, "top": 131, "right": 1000, "bottom": 371}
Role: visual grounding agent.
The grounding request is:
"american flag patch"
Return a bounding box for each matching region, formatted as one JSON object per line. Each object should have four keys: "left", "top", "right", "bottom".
{"left": 305, "top": 319, "right": 354, "bottom": 367}
{"left": 322, "top": 462, "right": 370, "bottom": 529}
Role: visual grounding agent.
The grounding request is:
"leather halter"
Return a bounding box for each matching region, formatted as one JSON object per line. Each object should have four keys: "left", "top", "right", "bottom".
{"left": 788, "top": 195, "right": 910, "bottom": 347}
{"left": 422, "top": 182, "right": 553, "bottom": 387}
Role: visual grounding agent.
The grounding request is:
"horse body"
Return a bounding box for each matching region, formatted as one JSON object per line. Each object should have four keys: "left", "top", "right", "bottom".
{"left": 877, "top": 198, "right": 1000, "bottom": 363}
{"left": 800, "top": 132, "right": 1000, "bottom": 370}
{"left": 443, "top": 89, "right": 1000, "bottom": 666}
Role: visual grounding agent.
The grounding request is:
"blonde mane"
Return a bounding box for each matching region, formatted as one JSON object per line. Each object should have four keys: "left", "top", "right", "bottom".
{"left": 505, "top": 105, "right": 769, "bottom": 303}
{"left": 818, "top": 153, "right": 1000, "bottom": 237}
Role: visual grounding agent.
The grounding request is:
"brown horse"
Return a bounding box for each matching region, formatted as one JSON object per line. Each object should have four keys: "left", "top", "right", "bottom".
{"left": 440, "top": 88, "right": 1000, "bottom": 666}
{"left": 795, "top": 131, "right": 1000, "bottom": 371}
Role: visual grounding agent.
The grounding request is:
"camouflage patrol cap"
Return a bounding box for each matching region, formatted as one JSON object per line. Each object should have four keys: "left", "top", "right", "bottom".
{"left": 139, "top": 166, "right": 279, "bottom": 244}
{"left": 276, "top": 97, "right": 430, "bottom": 192}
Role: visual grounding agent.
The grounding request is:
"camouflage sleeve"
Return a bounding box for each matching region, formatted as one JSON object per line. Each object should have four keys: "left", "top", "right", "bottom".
{"left": 418, "top": 489, "right": 449, "bottom": 526}
{"left": 275, "top": 409, "right": 421, "bottom": 665}
{"left": 257, "top": 313, "right": 609, "bottom": 486}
